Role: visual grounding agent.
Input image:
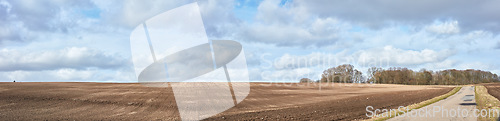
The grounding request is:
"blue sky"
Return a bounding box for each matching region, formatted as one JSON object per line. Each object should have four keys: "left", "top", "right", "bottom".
{"left": 0, "top": 0, "right": 499, "bottom": 82}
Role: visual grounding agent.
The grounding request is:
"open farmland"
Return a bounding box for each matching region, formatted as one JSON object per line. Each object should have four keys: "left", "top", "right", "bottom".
{"left": 0, "top": 82, "right": 452, "bottom": 120}
{"left": 483, "top": 83, "right": 500, "bottom": 101}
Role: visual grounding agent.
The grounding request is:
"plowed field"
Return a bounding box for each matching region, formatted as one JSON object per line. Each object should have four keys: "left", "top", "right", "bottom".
{"left": 0, "top": 82, "right": 452, "bottom": 120}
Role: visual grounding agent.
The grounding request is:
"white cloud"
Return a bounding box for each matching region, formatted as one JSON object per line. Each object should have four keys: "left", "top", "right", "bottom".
{"left": 6, "top": 0, "right": 94, "bottom": 31}
{"left": 425, "top": 20, "right": 460, "bottom": 34}
{"left": 294, "top": 0, "right": 500, "bottom": 32}
{"left": 0, "top": 47, "right": 127, "bottom": 71}
{"left": 1, "top": 0, "right": 500, "bottom": 82}
{"left": 457, "top": 62, "right": 498, "bottom": 71}
{"left": 232, "top": 0, "right": 349, "bottom": 47}
{"left": 422, "top": 59, "right": 457, "bottom": 70}
{"left": 496, "top": 42, "right": 500, "bottom": 49}
{"left": 53, "top": 68, "right": 93, "bottom": 80}
{"left": 267, "top": 46, "right": 456, "bottom": 75}
{"left": 1, "top": 68, "right": 134, "bottom": 82}
{"left": 239, "top": 17, "right": 346, "bottom": 47}
{"left": 255, "top": 0, "right": 292, "bottom": 24}
{"left": 261, "top": 67, "right": 316, "bottom": 82}
{"left": 197, "top": 0, "right": 239, "bottom": 38}
{"left": 357, "top": 46, "right": 455, "bottom": 66}
{"left": 93, "top": 0, "right": 238, "bottom": 35}
{"left": 262, "top": 46, "right": 457, "bottom": 81}
{"left": 272, "top": 52, "right": 352, "bottom": 70}
{"left": 94, "top": 0, "right": 189, "bottom": 28}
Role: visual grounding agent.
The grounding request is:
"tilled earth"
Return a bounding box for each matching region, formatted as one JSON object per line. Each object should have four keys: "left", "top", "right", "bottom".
{"left": 0, "top": 82, "right": 452, "bottom": 120}
{"left": 483, "top": 83, "right": 500, "bottom": 100}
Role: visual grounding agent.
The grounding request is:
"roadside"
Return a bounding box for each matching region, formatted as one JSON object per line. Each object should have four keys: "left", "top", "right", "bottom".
{"left": 366, "top": 86, "right": 462, "bottom": 121}
{"left": 477, "top": 84, "right": 500, "bottom": 121}
{"left": 387, "top": 86, "right": 476, "bottom": 121}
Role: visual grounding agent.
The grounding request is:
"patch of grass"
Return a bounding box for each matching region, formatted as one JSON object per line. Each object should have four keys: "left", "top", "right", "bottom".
{"left": 366, "top": 86, "right": 462, "bottom": 121}
{"left": 475, "top": 85, "right": 500, "bottom": 121}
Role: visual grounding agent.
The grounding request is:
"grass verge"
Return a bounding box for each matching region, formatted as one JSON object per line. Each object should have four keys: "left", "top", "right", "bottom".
{"left": 475, "top": 85, "right": 500, "bottom": 121}
{"left": 365, "top": 86, "right": 462, "bottom": 121}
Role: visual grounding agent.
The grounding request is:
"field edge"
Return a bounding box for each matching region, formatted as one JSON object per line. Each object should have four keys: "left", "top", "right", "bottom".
{"left": 366, "top": 86, "right": 462, "bottom": 121}
{"left": 475, "top": 85, "right": 500, "bottom": 121}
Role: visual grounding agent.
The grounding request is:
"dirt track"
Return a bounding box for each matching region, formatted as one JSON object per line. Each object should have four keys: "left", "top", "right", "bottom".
{"left": 0, "top": 82, "right": 452, "bottom": 120}
{"left": 388, "top": 86, "right": 476, "bottom": 121}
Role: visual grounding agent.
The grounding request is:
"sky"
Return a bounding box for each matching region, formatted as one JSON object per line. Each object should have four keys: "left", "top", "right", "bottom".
{"left": 0, "top": 0, "right": 499, "bottom": 82}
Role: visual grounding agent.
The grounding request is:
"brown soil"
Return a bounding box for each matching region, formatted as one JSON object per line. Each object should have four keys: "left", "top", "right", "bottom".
{"left": 483, "top": 83, "right": 500, "bottom": 100}
{"left": 0, "top": 82, "right": 452, "bottom": 120}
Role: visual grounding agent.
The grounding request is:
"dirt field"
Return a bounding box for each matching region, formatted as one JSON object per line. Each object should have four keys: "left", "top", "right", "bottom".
{"left": 483, "top": 83, "right": 500, "bottom": 101}
{"left": 0, "top": 82, "right": 452, "bottom": 120}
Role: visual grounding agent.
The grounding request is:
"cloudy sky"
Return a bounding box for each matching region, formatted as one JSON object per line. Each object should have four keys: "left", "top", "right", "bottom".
{"left": 1, "top": 0, "right": 499, "bottom": 82}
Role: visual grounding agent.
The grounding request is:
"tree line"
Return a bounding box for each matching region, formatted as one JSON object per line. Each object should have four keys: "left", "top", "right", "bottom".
{"left": 314, "top": 64, "right": 500, "bottom": 85}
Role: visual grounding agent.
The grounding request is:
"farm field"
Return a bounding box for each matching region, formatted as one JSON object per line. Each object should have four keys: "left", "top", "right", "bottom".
{"left": 0, "top": 82, "right": 453, "bottom": 120}
{"left": 484, "top": 83, "right": 500, "bottom": 100}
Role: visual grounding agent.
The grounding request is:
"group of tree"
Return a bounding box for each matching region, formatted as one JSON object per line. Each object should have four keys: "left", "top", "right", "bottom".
{"left": 316, "top": 64, "right": 500, "bottom": 85}
{"left": 299, "top": 78, "right": 314, "bottom": 83}
{"left": 368, "top": 67, "right": 500, "bottom": 85}
{"left": 320, "top": 64, "right": 364, "bottom": 83}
